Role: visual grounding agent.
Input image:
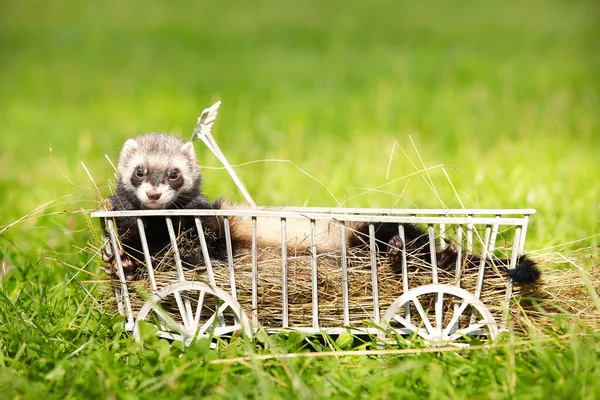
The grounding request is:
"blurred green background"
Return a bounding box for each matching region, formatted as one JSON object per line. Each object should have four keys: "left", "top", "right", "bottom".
{"left": 1, "top": 1, "right": 599, "bottom": 398}
{"left": 1, "top": 0, "right": 599, "bottom": 249}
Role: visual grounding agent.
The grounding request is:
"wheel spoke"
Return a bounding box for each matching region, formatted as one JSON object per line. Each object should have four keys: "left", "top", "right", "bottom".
{"left": 182, "top": 290, "right": 195, "bottom": 329}
{"left": 155, "top": 330, "right": 186, "bottom": 342}
{"left": 212, "top": 324, "right": 243, "bottom": 336}
{"left": 197, "top": 302, "right": 231, "bottom": 336}
{"left": 149, "top": 303, "right": 190, "bottom": 337}
{"left": 434, "top": 292, "right": 444, "bottom": 330}
{"left": 193, "top": 289, "right": 206, "bottom": 327}
{"left": 214, "top": 295, "right": 225, "bottom": 327}
{"left": 392, "top": 314, "right": 419, "bottom": 332}
{"left": 174, "top": 290, "right": 190, "bottom": 329}
{"left": 393, "top": 314, "right": 432, "bottom": 340}
{"left": 412, "top": 297, "right": 435, "bottom": 334}
{"left": 442, "top": 301, "right": 469, "bottom": 338}
{"left": 449, "top": 323, "right": 485, "bottom": 340}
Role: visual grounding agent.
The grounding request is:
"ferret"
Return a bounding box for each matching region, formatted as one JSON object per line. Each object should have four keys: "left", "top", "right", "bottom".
{"left": 102, "top": 133, "right": 540, "bottom": 284}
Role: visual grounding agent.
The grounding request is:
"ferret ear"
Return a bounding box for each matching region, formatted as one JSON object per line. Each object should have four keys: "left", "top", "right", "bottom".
{"left": 180, "top": 142, "right": 196, "bottom": 160}
{"left": 121, "top": 139, "right": 138, "bottom": 155}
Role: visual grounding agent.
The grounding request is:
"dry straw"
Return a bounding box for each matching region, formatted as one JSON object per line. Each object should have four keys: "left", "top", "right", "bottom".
{"left": 99, "top": 244, "right": 599, "bottom": 334}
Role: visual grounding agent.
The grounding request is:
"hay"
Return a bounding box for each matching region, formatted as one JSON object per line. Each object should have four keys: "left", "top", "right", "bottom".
{"left": 98, "top": 244, "right": 600, "bottom": 335}
{"left": 94, "top": 236, "right": 600, "bottom": 337}
{"left": 515, "top": 248, "right": 600, "bottom": 332}
{"left": 206, "top": 249, "right": 517, "bottom": 328}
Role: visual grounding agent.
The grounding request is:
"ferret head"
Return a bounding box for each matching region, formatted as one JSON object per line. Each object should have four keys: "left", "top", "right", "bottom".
{"left": 116, "top": 133, "right": 201, "bottom": 209}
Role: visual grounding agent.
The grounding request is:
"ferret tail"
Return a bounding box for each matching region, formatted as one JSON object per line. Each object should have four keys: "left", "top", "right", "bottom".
{"left": 437, "top": 248, "right": 541, "bottom": 285}
{"left": 505, "top": 255, "right": 540, "bottom": 284}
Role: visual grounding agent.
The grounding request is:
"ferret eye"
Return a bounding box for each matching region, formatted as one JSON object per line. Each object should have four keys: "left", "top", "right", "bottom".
{"left": 135, "top": 168, "right": 144, "bottom": 178}
{"left": 168, "top": 170, "right": 179, "bottom": 180}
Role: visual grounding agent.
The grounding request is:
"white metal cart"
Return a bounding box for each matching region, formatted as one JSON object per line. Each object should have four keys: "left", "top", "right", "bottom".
{"left": 92, "top": 207, "right": 534, "bottom": 346}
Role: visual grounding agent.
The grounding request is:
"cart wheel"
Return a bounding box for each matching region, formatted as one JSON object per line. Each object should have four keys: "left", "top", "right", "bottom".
{"left": 133, "top": 281, "right": 252, "bottom": 346}
{"left": 383, "top": 284, "right": 499, "bottom": 345}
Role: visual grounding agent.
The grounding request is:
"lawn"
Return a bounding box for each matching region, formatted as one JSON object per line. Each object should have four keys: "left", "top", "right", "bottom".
{"left": 0, "top": 0, "right": 599, "bottom": 398}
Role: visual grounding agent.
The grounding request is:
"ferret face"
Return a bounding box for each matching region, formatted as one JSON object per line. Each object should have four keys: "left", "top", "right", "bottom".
{"left": 116, "top": 133, "right": 200, "bottom": 209}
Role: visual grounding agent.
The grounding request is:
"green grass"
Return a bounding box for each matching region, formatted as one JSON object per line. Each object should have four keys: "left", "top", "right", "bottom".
{"left": 1, "top": 0, "right": 599, "bottom": 398}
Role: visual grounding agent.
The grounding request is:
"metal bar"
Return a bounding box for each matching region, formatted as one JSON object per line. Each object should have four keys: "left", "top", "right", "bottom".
{"left": 262, "top": 326, "right": 414, "bottom": 336}
{"left": 310, "top": 219, "right": 318, "bottom": 329}
{"left": 453, "top": 225, "right": 464, "bottom": 322}
{"left": 369, "top": 224, "right": 380, "bottom": 324}
{"left": 223, "top": 217, "right": 237, "bottom": 300}
{"left": 193, "top": 288, "right": 206, "bottom": 327}
{"left": 340, "top": 223, "right": 350, "bottom": 326}
{"left": 264, "top": 207, "right": 537, "bottom": 216}
{"left": 519, "top": 215, "right": 530, "bottom": 253}
{"left": 100, "top": 218, "right": 127, "bottom": 320}
{"left": 173, "top": 290, "right": 192, "bottom": 330}
{"left": 470, "top": 225, "right": 492, "bottom": 326}
{"left": 99, "top": 218, "right": 111, "bottom": 258}
{"left": 409, "top": 213, "right": 417, "bottom": 323}
{"left": 91, "top": 211, "right": 532, "bottom": 226}
{"left": 281, "top": 218, "right": 289, "bottom": 328}
{"left": 455, "top": 225, "right": 463, "bottom": 287}
{"left": 251, "top": 216, "right": 258, "bottom": 328}
{"left": 428, "top": 224, "right": 438, "bottom": 284}
{"left": 502, "top": 227, "right": 522, "bottom": 329}
{"left": 223, "top": 217, "right": 236, "bottom": 299}
{"left": 136, "top": 218, "right": 158, "bottom": 293}
{"left": 467, "top": 216, "right": 474, "bottom": 254}
{"left": 439, "top": 217, "right": 446, "bottom": 249}
{"left": 474, "top": 225, "right": 492, "bottom": 299}
{"left": 398, "top": 224, "right": 410, "bottom": 320}
{"left": 194, "top": 217, "right": 225, "bottom": 327}
{"left": 165, "top": 218, "right": 186, "bottom": 282}
{"left": 105, "top": 218, "right": 135, "bottom": 328}
{"left": 165, "top": 217, "right": 195, "bottom": 326}
{"left": 93, "top": 207, "right": 537, "bottom": 218}
{"left": 193, "top": 218, "right": 217, "bottom": 287}
{"left": 435, "top": 291, "right": 444, "bottom": 330}
{"left": 488, "top": 215, "right": 501, "bottom": 256}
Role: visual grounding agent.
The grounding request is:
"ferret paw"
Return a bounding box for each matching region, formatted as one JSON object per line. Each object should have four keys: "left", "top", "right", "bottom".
{"left": 101, "top": 249, "right": 116, "bottom": 276}
{"left": 387, "top": 235, "right": 404, "bottom": 256}
{"left": 121, "top": 256, "right": 137, "bottom": 279}
{"left": 436, "top": 247, "right": 458, "bottom": 267}
{"left": 101, "top": 250, "right": 137, "bottom": 280}
{"left": 101, "top": 249, "right": 114, "bottom": 264}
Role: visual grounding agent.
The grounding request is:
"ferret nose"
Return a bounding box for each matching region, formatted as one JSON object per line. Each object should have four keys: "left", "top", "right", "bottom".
{"left": 146, "top": 191, "right": 162, "bottom": 201}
